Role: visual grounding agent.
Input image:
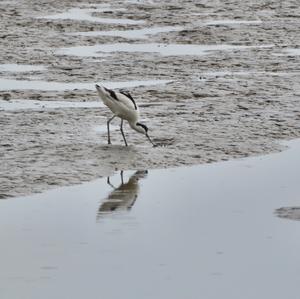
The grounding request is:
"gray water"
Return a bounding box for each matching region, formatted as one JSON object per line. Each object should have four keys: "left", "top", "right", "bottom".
{"left": 57, "top": 43, "right": 271, "bottom": 57}
{"left": 0, "top": 140, "right": 300, "bottom": 299}
{"left": 38, "top": 6, "right": 145, "bottom": 25}
{"left": 0, "top": 79, "right": 171, "bottom": 91}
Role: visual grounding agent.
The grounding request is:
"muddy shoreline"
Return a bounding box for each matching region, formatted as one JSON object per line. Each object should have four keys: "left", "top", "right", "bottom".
{"left": 1, "top": 0, "right": 300, "bottom": 198}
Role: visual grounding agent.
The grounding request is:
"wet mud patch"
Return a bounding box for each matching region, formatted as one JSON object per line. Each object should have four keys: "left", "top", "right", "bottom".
{"left": 152, "top": 137, "right": 175, "bottom": 147}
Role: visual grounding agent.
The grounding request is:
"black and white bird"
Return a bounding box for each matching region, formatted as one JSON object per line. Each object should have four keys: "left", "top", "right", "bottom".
{"left": 95, "top": 84, "right": 155, "bottom": 146}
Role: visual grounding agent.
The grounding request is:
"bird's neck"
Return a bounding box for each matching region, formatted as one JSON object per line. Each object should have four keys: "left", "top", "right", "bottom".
{"left": 129, "top": 122, "right": 144, "bottom": 134}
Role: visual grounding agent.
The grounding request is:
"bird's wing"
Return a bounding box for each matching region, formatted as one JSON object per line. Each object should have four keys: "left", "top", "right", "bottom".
{"left": 119, "top": 91, "right": 138, "bottom": 110}
{"left": 116, "top": 90, "right": 138, "bottom": 111}
{"left": 101, "top": 86, "right": 138, "bottom": 111}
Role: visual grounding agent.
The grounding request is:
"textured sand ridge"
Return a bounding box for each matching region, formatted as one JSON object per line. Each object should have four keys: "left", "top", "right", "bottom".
{"left": 0, "top": 0, "right": 300, "bottom": 198}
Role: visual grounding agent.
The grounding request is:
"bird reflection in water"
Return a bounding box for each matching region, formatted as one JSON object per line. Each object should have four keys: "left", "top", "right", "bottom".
{"left": 97, "top": 170, "right": 148, "bottom": 218}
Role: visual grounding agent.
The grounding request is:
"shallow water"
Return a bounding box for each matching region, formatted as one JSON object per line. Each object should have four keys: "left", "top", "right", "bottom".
{"left": 39, "top": 7, "right": 145, "bottom": 25}
{"left": 0, "top": 78, "right": 171, "bottom": 91}
{"left": 58, "top": 43, "right": 270, "bottom": 57}
{"left": 0, "top": 64, "right": 46, "bottom": 72}
{"left": 204, "top": 19, "right": 262, "bottom": 26}
{"left": 273, "top": 48, "right": 300, "bottom": 57}
{"left": 0, "top": 99, "right": 103, "bottom": 111}
{"left": 72, "top": 26, "right": 183, "bottom": 39}
{"left": 199, "top": 70, "right": 300, "bottom": 78}
{"left": 0, "top": 140, "right": 300, "bottom": 299}
{"left": 284, "top": 48, "right": 300, "bottom": 56}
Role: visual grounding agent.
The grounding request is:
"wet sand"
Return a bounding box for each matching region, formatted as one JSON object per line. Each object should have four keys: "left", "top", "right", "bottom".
{"left": 0, "top": 139, "right": 300, "bottom": 299}
{"left": 0, "top": 0, "right": 300, "bottom": 197}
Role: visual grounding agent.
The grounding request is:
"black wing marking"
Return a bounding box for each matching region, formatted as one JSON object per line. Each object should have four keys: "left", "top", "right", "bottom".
{"left": 104, "top": 87, "right": 119, "bottom": 101}
{"left": 120, "top": 90, "right": 137, "bottom": 110}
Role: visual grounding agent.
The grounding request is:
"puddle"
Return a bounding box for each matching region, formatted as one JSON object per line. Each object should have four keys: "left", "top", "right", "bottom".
{"left": 199, "top": 71, "right": 300, "bottom": 78}
{"left": 58, "top": 43, "right": 270, "bottom": 57}
{"left": 0, "top": 140, "right": 300, "bottom": 298}
{"left": 0, "top": 99, "right": 103, "bottom": 111}
{"left": 0, "top": 78, "right": 171, "bottom": 91}
{"left": 283, "top": 48, "right": 300, "bottom": 56}
{"left": 0, "top": 64, "right": 46, "bottom": 72}
{"left": 204, "top": 19, "right": 262, "bottom": 26}
{"left": 39, "top": 7, "right": 145, "bottom": 25}
{"left": 72, "top": 26, "right": 183, "bottom": 39}
{"left": 273, "top": 48, "right": 300, "bottom": 57}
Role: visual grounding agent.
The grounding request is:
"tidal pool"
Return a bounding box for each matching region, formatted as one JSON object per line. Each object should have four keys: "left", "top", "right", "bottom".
{"left": 273, "top": 48, "right": 300, "bottom": 57}
{"left": 0, "top": 99, "right": 103, "bottom": 111}
{"left": 57, "top": 43, "right": 270, "bottom": 57}
{"left": 39, "top": 7, "right": 145, "bottom": 25}
{"left": 204, "top": 19, "right": 262, "bottom": 26}
{"left": 0, "top": 140, "right": 300, "bottom": 299}
{"left": 0, "top": 78, "right": 171, "bottom": 91}
{"left": 71, "top": 26, "right": 183, "bottom": 39}
{"left": 284, "top": 48, "right": 300, "bottom": 56}
{"left": 0, "top": 64, "right": 46, "bottom": 73}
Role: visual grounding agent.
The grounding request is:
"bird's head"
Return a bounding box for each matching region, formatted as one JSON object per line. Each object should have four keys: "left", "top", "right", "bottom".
{"left": 95, "top": 84, "right": 103, "bottom": 92}
{"left": 135, "top": 122, "right": 155, "bottom": 146}
{"left": 95, "top": 84, "right": 101, "bottom": 93}
{"left": 95, "top": 84, "right": 108, "bottom": 99}
{"left": 135, "top": 122, "right": 148, "bottom": 134}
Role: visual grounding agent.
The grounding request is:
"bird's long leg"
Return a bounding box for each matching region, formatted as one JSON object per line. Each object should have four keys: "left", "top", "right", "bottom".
{"left": 107, "top": 115, "right": 116, "bottom": 144}
{"left": 120, "top": 170, "right": 124, "bottom": 185}
{"left": 107, "top": 177, "right": 116, "bottom": 189}
{"left": 146, "top": 133, "right": 156, "bottom": 147}
{"left": 120, "top": 119, "right": 128, "bottom": 147}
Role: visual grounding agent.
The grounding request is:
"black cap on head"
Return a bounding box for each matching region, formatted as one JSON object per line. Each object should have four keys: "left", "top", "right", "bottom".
{"left": 136, "top": 122, "right": 148, "bottom": 133}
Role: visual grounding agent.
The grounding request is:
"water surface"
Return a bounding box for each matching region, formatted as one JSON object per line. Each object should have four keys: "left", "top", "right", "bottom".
{"left": 39, "top": 7, "right": 145, "bottom": 25}
{"left": 72, "top": 26, "right": 183, "bottom": 39}
{"left": 0, "top": 99, "right": 104, "bottom": 111}
{"left": 204, "top": 19, "right": 262, "bottom": 26}
{"left": 1, "top": 140, "right": 300, "bottom": 299}
{"left": 0, "top": 64, "right": 46, "bottom": 72}
{"left": 0, "top": 79, "right": 171, "bottom": 91}
{"left": 58, "top": 43, "right": 269, "bottom": 57}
